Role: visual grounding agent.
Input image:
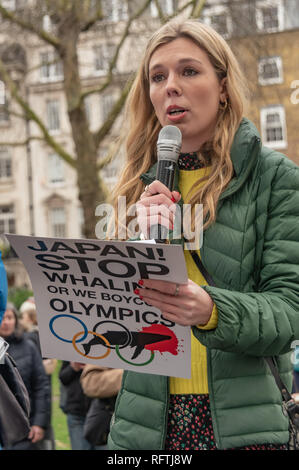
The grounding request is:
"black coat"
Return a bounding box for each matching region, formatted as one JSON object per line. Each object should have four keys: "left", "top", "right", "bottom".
{"left": 59, "top": 362, "right": 91, "bottom": 416}
{"left": 5, "top": 331, "right": 50, "bottom": 428}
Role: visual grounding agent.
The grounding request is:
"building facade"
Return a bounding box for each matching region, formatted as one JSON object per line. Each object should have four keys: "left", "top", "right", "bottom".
{"left": 201, "top": 0, "right": 299, "bottom": 165}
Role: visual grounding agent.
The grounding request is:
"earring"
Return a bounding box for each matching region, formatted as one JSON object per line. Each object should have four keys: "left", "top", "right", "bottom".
{"left": 219, "top": 99, "right": 228, "bottom": 110}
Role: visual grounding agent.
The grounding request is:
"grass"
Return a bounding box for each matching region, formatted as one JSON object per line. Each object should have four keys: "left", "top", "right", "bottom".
{"left": 51, "top": 361, "right": 71, "bottom": 450}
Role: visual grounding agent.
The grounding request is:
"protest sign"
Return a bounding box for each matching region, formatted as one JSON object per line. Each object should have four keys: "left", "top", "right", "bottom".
{"left": 6, "top": 235, "right": 191, "bottom": 378}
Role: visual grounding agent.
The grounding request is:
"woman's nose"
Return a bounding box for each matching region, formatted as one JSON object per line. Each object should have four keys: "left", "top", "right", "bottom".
{"left": 166, "top": 74, "right": 182, "bottom": 96}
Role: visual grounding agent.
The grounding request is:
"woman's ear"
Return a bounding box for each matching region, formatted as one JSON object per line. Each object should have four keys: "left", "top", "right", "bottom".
{"left": 219, "top": 77, "right": 228, "bottom": 103}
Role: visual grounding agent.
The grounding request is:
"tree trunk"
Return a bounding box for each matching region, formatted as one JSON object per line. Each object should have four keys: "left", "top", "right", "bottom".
{"left": 58, "top": 16, "right": 104, "bottom": 239}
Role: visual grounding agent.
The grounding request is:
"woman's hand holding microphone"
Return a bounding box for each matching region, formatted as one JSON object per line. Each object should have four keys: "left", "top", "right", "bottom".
{"left": 135, "top": 181, "right": 214, "bottom": 327}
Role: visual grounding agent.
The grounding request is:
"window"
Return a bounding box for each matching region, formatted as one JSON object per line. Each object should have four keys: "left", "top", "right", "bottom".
{"left": 260, "top": 106, "right": 287, "bottom": 149}
{"left": 101, "top": 94, "right": 114, "bottom": 121}
{"left": 48, "top": 153, "right": 64, "bottom": 184}
{"left": 40, "top": 51, "right": 63, "bottom": 82}
{"left": 47, "top": 100, "right": 60, "bottom": 133}
{"left": 203, "top": 5, "right": 232, "bottom": 38}
{"left": 94, "top": 43, "right": 115, "bottom": 75}
{"left": 151, "top": 0, "right": 175, "bottom": 17}
{"left": 0, "top": 0, "right": 16, "bottom": 10}
{"left": 0, "top": 148, "right": 12, "bottom": 179}
{"left": 258, "top": 57, "right": 283, "bottom": 85}
{"left": 0, "top": 81, "right": 5, "bottom": 106}
{"left": 102, "top": 160, "right": 118, "bottom": 181}
{"left": 102, "top": 0, "right": 128, "bottom": 22}
{"left": 49, "top": 207, "right": 66, "bottom": 237}
{"left": 0, "top": 80, "right": 9, "bottom": 122}
{"left": 0, "top": 205, "right": 15, "bottom": 235}
{"left": 42, "top": 14, "right": 52, "bottom": 32}
{"left": 256, "top": 0, "right": 284, "bottom": 33}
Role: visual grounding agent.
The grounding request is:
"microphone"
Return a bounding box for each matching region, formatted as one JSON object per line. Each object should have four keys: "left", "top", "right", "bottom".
{"left": 151, "top": 125, "right": 182, "bottom": 242}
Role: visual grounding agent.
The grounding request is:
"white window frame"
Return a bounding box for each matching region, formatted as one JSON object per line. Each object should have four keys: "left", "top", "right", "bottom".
{"left": 151, "top": 0, "right": 175, "bottom": 18}
{"left": 256, "top": 0, "right": 284, "bottom": 33}
{"left": 102, "top": 0, "right": 128, "bottom": 22}
{"left": 258, "top": 56, "right": 283, "bottom": 86}
{"left": 0, "top": 80, "right": 9, "bottom": 122}
{"left": 49, "top": 207, "right": 66, "bottom": 238}
{"left": 42, "top": 14, "right": 52, "bottom": 32}
{"left": 40, "top": 50, "right": 63, "bottom": 83}
{"left": 94, "top": 43, "right": 115, "bottom": 76}
{"left": 202, "top": 4, "right": 233, "bottom": 39}
{"left": 0, "top": 0, "right": 16, "bottom": 11}
{"left": 260, "top": 106, "right": 287, "bottom": 149}
{"left": 0, "top": 81, "right": 5, "bottom": 105}
{"left": 0, "top": 147, "right": 12, "bottom": 180}
{"left": 48, "top": 153, "right": 65, "bottom": 185}
{"left": 46, "top": 99, "right": 60, "bottom": 134}
{"left": 0, "top": 204, "right": 15, "bottom": 235}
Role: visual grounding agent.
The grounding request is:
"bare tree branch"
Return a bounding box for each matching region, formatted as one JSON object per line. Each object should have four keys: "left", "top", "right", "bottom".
{"left": 93, "top": 77, "right": 133, "bottom": 148}
{"left": 0, "top": 5, "right": 61, "bottom": 49}
{"left": 80, "top": 0, "right": 104, "bottom": 32}
{"left": 80, "top": 0, "right": 152, "bottom": 102}
{"left": 190, "top": 0, "right": 206, "bottom": 18}
{"left": 0, "top": 135, "right": 44, "bottom": 147}
{"left": 153, "top": 0, "right": 166, "bottom": 23}
{"left": 0, "top": 58, "right": 76, "bottom": 168}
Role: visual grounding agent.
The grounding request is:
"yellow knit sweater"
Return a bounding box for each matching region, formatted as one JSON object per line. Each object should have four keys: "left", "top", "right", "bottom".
{"left": 169, "top": 167, "right": 218, "bottom": 394}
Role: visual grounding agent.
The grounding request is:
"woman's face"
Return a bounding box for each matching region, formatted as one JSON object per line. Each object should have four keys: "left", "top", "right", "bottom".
{"left": 149, "top": 37, "right": 226, "bottom": 152}
{"left": 0, "top": 309, "right": 16, "bottom": 337}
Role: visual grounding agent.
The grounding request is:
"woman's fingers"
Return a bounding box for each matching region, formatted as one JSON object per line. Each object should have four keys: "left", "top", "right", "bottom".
{"left": 138, "top": 278, "right": 184, "bottom": 295}
{"left": 135, "top": 278, "right": 214, "bottom": 326}
{"left": 136, "top": 202, "right": 177, "bottom": 234}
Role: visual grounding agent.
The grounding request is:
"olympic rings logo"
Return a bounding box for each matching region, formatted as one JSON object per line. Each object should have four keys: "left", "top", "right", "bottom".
{"left": 49, "top": 314, "right": 155, "bottom": 366}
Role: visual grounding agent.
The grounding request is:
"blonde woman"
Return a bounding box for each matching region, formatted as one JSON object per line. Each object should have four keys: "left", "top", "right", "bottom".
{"left": 108, "top": 19, "right": 299, "bottom": 450}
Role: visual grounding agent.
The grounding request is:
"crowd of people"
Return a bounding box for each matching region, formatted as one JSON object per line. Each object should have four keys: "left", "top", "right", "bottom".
{"left": 0, "top": 296, "right": 122, "bottom": 450}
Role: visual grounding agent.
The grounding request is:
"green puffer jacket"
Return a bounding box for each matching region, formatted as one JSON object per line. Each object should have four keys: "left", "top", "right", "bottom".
{"left": 108, "top": 118, "right": 299, "bottom": 450}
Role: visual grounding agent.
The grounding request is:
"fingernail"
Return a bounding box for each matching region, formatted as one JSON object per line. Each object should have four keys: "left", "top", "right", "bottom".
{"left": 134, "top": 288, "right": 139, "bottom": 295}
{"left": 139, "top": 295, "right": 143, "bottom": 300}
{"left": 171, "top": 196, "right": 176, "bottom": 202}
{"left": 138, "top": 280, "right": 144, "bottom": 286}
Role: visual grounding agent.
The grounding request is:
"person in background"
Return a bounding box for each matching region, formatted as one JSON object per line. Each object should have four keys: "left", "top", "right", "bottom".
{"left": 59, "top": 361, "right": 92, "bottom": 450}
{"left": 19, "top": 298, "right": 57, "bottom": 450}
{"left": 0, "top": 302, "right": 50, "bottom": 450}
{"left": 80, "top": 365, "right": 123, "bottom": 450}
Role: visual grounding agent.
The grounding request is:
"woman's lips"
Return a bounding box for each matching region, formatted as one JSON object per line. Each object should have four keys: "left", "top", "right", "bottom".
{"left": 167, "top": 109, "right": 188, "bottom": 122}
{"left": 166, "top": 106, "right": 188, "bottom": 122}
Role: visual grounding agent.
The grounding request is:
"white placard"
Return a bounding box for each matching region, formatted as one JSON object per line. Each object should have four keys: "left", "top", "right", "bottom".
{"left": 6, "top": 235, "right": 191, "bottom": 378}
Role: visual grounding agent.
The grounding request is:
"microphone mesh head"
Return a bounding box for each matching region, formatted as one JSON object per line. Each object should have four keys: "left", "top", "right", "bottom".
{"left": 158, "top": 125, "right": 182, "bottom": 145}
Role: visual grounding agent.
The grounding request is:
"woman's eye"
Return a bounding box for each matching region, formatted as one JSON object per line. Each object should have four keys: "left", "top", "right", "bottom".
{"left": 183, "top": 68, "right": 198, "bottom": 76}
{"left": 151, "top": 73, "right": 165, "bottom": 83}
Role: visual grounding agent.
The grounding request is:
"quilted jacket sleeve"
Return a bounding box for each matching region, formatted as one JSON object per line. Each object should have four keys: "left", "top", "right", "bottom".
{"left": 192, "top": 159, "right": 299, "bottom": 356}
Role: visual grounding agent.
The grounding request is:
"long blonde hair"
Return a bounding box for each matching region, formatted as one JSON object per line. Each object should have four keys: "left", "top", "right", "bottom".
{"left": 111, "top": 18, "right": 249, "bottom": 236}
